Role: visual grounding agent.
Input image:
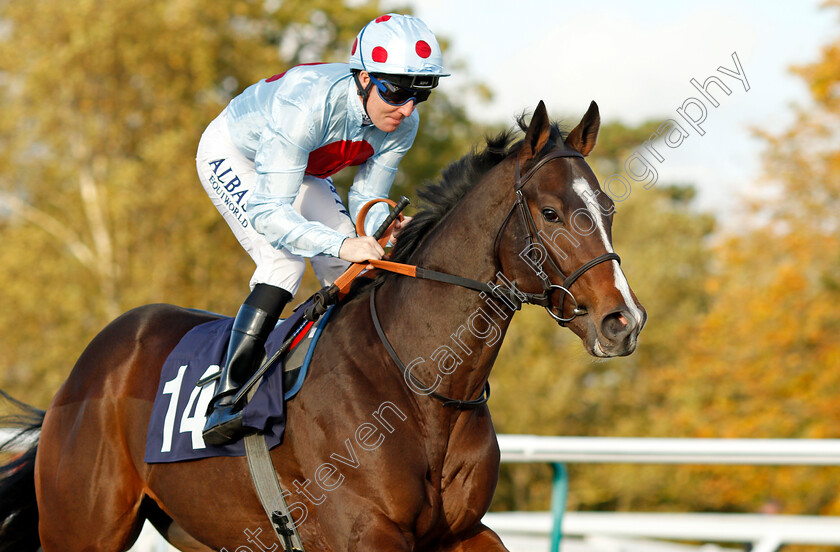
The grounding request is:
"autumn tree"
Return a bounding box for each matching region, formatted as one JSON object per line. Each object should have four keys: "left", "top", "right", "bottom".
{"left": 489, "top": 117, "right": 716, "bottom": 512}
{"left": 492, "top": 6, "right": 840, "bottom": 520}
{"left": 493, "top": 3, "right": 840, "bottom": 528}
{"left": 0, "top": 0, "right": 484, "bottom": 406}
{"left": 637, "top": 2, "right": 840, "bottom": 522}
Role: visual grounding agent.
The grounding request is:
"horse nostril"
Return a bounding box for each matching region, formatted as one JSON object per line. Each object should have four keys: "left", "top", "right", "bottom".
{"left": 601, "top": 310, "right": 635, "bottom": 342}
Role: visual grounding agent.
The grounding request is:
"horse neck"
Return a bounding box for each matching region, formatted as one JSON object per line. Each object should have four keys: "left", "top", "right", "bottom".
{"left": 375, "top": 161, "right": 517, "bottom": 411}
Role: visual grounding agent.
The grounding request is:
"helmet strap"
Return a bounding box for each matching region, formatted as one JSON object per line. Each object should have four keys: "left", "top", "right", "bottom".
{"left": 352, "top": 71, "right": 375, "bottom": 118}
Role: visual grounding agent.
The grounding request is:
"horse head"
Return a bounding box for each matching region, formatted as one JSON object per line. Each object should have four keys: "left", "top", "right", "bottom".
{"left": 497, "top": 100, "right": 646, "bottom": 357}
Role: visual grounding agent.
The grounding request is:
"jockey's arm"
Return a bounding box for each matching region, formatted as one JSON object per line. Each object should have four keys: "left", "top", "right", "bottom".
{"left": 245, "top": 118, "right": 350, "bottom": 258}
{"left": 347, "top": 118, "right": 418, "bottom": 238}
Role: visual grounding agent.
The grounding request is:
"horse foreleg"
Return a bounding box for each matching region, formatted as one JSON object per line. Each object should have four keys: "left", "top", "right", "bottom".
{"left": 160, "top": 522, "right": 215, "bottom": 552}
{"left": 324, "top": 511, "right": 414, "bottom": 552}
{"left": 144, "top": 499, "right": 214, "bottom": 552}
{"left": 437, "top": 524, "right": 510, "bottom": 552}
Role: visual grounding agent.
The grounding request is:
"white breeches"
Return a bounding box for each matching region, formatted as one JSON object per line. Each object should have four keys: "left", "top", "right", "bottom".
{"left": 196, "top": 112, "right": 355, "bottom": 295}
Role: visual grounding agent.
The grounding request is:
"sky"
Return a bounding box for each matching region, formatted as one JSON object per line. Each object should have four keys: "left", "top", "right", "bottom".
{"left": 386, "top": 0, "right": 838, "bottom": 221}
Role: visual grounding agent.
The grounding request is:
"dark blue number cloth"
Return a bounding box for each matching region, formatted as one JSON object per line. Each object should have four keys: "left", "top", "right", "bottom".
{"left": 144, "top": 304, "right": 310, "bottom": 463}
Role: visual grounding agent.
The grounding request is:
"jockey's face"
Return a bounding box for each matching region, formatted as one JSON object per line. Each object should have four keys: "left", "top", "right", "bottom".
{"left": 358, "top": 71, "right": 416, "bottom": 133}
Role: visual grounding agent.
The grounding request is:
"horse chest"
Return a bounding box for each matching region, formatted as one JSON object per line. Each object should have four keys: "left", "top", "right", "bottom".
{"left": 421, "top": 416, "right": 501, "bottom": 535}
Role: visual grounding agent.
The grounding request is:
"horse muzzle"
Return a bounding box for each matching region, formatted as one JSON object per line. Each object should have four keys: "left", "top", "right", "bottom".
{"left": 584, "top": 305, "right": 646, "bottom": 358}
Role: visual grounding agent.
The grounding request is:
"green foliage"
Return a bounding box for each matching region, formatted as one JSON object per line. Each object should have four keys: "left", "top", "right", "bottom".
{"left": 0, "top": 0, "right": 485, "bottom": 407}
{"left": 489, "top": 123, "right": 717, "bottom": 512}
{"left": 4, "top": 0, "right": 840, "bottom": 540}
{"left": 492, "top": 3, "right": 840, "bottom": 530}
{"left": 639, "top": 1, "right": 840, "bottom": 521}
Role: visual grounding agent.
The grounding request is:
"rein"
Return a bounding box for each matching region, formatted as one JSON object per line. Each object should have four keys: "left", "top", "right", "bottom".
{"left": 358, "top": 147, "right": 621, "bottom": 321}
{"left": 312, "top": 146, "right": 621, "bottom": 410}
{"left": 502, "top": 148, "right": 621, "bottom": 323}
{"left": 369, "top": 289, "right": 491, "bottom": 410}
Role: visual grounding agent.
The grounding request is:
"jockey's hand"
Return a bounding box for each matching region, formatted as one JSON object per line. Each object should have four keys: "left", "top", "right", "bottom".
{"left": 391, "top": 216, "right": 413, "bottom": 242}
{"left": 339, "top": 236, "right": 385, "bottom": 267}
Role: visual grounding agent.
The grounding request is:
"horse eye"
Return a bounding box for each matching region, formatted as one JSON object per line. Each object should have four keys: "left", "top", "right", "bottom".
{"left": 542, "top": 208, "right": 561, "bottom": 223}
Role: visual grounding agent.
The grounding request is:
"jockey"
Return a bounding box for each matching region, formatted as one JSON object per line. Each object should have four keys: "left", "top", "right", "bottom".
{"left": 196, "top": 13, "right": 449, "bottom": 445}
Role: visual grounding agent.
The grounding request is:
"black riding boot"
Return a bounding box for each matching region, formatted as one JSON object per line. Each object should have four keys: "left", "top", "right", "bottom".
{"left": 202, "top": 284, "right": 292, "bottom": 446}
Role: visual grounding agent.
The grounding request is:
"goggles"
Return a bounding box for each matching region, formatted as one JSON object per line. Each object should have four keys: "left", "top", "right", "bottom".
{"left": 369, "top": 73, "right": 434, "bottom": 106}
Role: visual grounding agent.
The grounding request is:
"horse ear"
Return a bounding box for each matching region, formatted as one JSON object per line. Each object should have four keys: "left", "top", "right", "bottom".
{"left": 518, "top": 100, "right": 551, "bottom": 165}
{"left": 564, "top": 101, "right": 600, "bottom": 156}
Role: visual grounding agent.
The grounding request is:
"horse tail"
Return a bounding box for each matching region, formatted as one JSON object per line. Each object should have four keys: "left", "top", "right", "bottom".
{"left": 0, "top": 390, "right": 45, "bottom": 552}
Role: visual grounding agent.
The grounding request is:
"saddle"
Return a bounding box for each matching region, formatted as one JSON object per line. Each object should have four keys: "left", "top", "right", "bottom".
{"left": 144, "top": 198, "right": 408, "bottom": 551}
{"left": 143, "top": 301, "right": 333, "bottom": 464}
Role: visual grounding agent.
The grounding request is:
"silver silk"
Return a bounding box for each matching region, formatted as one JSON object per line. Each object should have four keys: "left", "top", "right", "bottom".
{"left": 223, "top": 62, "right": 419, "bottom": 257}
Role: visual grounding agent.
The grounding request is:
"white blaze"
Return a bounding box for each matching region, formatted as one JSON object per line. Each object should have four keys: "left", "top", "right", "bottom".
{"left": 572, "top": 178, "right": 643, "bottom": 326}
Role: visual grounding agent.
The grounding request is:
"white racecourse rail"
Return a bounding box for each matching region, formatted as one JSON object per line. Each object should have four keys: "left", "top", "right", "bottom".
{"left": 495, "top": 433, "right": 840, "bottom": 465}
{"left": 3, "top": 430, "right": 840, "bottom": 551}
{"left": 484, "top": 434, "right": 840, "bottom": 552}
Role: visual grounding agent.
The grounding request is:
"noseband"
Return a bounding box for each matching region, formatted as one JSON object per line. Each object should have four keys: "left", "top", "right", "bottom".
{"left": 491, "top": 147, "right": 620, "bottom": 325}
{"left": 355, "top": 147, "right": 622, "bottom": 410}
{"left": 358, "top": 147, "right": 622, "bottom": 327}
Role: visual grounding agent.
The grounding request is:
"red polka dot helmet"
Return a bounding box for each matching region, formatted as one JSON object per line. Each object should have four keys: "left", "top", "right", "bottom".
{"left": 349, "top": 14, "right": 450, "bottom": 85}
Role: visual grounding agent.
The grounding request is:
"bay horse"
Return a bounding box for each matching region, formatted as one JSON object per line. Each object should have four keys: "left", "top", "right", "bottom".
{"left": 0, "top": 100, "right": 645, "bottom": 551}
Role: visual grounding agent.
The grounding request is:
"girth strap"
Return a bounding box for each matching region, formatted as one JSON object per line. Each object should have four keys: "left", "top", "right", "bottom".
{"left": 244, "top": 424, "right": 305, "bottom": 551}
{"left": 369, "top": 287, "right": 491, "bottom": 410}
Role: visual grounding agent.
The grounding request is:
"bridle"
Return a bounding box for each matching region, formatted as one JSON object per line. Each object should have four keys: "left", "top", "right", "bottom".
{"left": 492, "top": 146, "right": 621, "bottom": 325}
{"left": 366, "top": 145, "right": 621, "bottom": 410}
{"left": 234, "top": 148, "right": 621, "bottom": 413}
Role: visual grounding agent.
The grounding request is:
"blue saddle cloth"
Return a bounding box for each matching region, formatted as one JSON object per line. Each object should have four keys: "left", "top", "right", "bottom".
{"left": 144, "top": 303, "right": 332, "bottom": 463}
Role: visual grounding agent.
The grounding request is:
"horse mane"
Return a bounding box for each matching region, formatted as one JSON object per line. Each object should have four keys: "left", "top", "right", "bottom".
{"left": 343, "top": 117, "right": 569, "bottom": 298}
{"left": 388, "top": 118, "right": 569, "bottom": 265}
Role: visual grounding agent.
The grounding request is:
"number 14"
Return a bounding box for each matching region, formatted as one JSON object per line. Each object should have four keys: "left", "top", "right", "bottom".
{"left": 160, "top": 365, "right": 219, "bottom": 453}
